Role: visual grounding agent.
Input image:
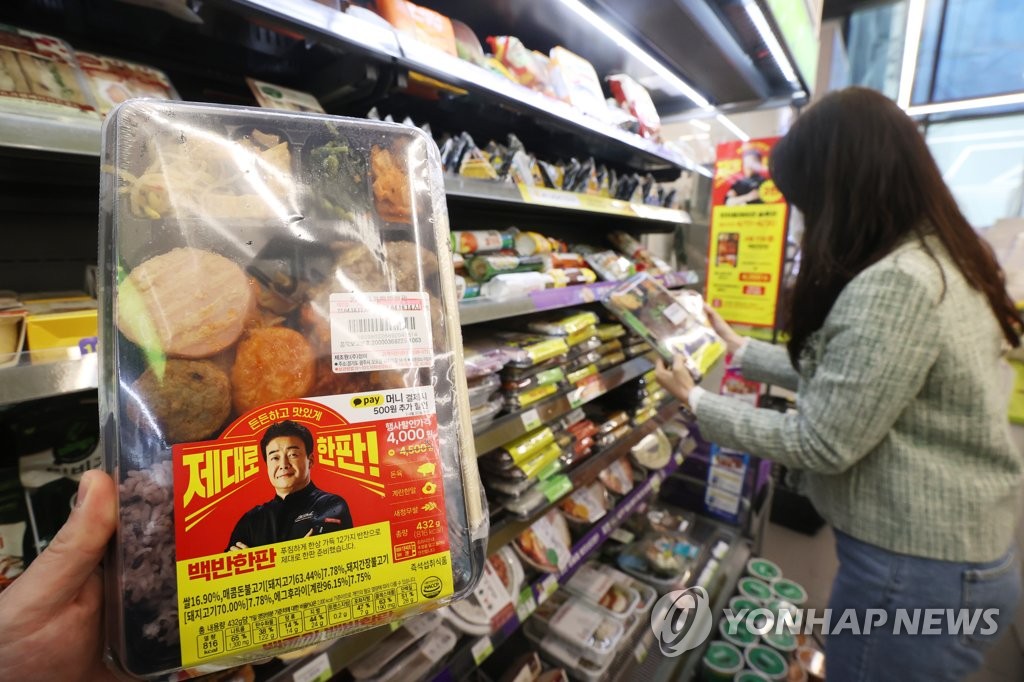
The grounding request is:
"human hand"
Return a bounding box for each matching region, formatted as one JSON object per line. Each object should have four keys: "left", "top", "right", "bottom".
{"left": 229, "top": 542, "right": 249, "bottom": 552}
{"left": 704, "top": 304, "right": 745, "bottom": 355}
{"left": 0, "top": 470, "right": 119, "bottom": 682}
{"left": 655, "top": 355, "right": 695, "bottom": 407}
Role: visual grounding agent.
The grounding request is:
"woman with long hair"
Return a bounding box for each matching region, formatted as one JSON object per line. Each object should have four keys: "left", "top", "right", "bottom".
{"left": 657, "top": 87, "right": 1023, "bottom": 680}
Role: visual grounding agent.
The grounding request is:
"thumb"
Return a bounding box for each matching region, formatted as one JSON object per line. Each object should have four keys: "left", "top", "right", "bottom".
{"left": 672, "top": 354, "right": 687, "bottom": 373}
{"left": 3, "top": 470, "right": 116, "bottom": 616}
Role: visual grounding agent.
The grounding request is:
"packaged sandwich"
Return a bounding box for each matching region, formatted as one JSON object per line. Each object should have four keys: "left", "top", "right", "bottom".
{"left": 77, "top": 52, "right": 179, "bottom": 116}
{"left": 99, "top": 101, "right": 486, "bottom": 678}
{"left": 0, "top": 25, "right": 98, "bottom": 119}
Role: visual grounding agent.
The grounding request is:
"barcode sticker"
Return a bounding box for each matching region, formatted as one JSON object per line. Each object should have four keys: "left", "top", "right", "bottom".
{"left": 329, "top": 292, "right": 433, "bottom": 373}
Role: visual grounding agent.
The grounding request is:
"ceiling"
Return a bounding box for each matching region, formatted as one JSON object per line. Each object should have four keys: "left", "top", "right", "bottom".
{"left": 420, "top": 0, "right": 808, "bottom": 115}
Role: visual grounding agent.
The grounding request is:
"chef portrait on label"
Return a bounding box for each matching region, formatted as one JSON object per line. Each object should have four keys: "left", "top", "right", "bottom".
{"left": 228, "top": 420, "right": 353, "bottom": 551}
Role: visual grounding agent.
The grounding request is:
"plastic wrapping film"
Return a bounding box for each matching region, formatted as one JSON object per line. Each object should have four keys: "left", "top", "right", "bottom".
{"left": 98, "top": 102, "right": 486, "bottom": 678}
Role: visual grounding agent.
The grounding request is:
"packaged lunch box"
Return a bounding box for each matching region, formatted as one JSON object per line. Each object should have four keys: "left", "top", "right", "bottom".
{"left": 99, "top": 102, "right": 487, "bottom": 678}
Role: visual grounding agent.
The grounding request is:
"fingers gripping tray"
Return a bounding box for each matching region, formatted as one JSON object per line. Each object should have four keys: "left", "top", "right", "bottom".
{"left": 98, "top": 101, "right": 486, "bottom": 678}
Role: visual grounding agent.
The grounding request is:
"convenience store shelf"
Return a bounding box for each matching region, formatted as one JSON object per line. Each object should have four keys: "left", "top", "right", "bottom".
{"left": 459, "top": 270, "right": 699, "bottom": 325}
{"left": 216, "top": 0, "right": 692, "bottom": 173}
{"left": 262, "top": 624, "right": 393, "bottom": 682}
{"left": 473, "top": 355, "right": 655, "bottom": 455}
{"left": 432, "top": 451, "right": 685, "bottom": 682}
{"left": 0, "top": 111, "right": 101, "bottom": 157}
{"left": 0, "top": 353, "right": 98, "bottom": 405}
{"left": 445, "top": 177, "right": 693, "bottom": 226}
{"left": 486, "top": 399, "right": 680, "bottom": 555}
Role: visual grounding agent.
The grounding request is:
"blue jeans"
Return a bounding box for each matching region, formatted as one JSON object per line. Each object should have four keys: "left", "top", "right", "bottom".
{"left": 825, "top": 530, "right": 1021, "bottom": 682}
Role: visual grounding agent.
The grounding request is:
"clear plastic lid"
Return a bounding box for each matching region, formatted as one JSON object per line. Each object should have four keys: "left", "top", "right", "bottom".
{"left": 99, "top": 101, "right": 486, "bottom": 678}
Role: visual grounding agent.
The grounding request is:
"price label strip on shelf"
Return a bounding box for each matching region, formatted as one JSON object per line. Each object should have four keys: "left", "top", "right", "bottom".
{"left": 521, "top": 407, "right": 543, "bottom": 432}
{"left": 516, "top": 586, "right": 537, "bottom": 622}
{"left": 471, "top": 636, "right": 494, "bottom": 665}
{"left": 292, "top": 653, "right": 331, "bottom": 682}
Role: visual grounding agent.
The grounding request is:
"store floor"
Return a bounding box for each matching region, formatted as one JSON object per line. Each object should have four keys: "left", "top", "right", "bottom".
{"left": 759, "top": 521, "right": 1024, "bottom": 681}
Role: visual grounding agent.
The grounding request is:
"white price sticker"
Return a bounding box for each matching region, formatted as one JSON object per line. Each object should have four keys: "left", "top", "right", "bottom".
{"left": 329, "top": 292, "right": 433, "bottom": 373}
{"left": 521, "top": 408, "right": 542, "bottom": 431}
{"left": 293, "top": 653, "right": 331, "bottom": 682}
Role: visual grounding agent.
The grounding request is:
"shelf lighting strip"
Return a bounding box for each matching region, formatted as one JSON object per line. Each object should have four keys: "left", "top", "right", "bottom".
{"left": 743, "top": 0, "right": 801, "bottom": 86}
{"left": 556, "top": 0, "right": 749, "bottom": 142}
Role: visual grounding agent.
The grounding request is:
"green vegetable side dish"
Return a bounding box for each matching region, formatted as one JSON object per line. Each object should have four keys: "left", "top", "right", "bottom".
{"left": 309, "top": 129, "right": 371, "bottom": 220}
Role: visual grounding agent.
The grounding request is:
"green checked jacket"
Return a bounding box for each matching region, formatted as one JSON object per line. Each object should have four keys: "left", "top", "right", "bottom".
{"left": 696, "top": 235, "right": 1023, "bottom": 562}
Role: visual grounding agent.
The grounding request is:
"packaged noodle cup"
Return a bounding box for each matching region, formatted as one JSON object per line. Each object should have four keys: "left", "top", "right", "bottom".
{"left": 737, "top": 576, "right": 774, "bottom": 604}
{"left": 701, "top": 641, "right": 744, "bottom": 681}
{"left": 99, "top": 101, "right": 486, "bottom": 678}
{"left": 746, "top": 558, "right": 782, "bottom": 583}
{"left": 771, "top": 579, "right": 808, "bottom": 606}
{"left": 744, "top": 644, "right": 789, "bottom": 681}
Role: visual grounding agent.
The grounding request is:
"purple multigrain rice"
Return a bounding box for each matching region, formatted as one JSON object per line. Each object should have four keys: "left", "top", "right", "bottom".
{"left": 120, "top": 461, "right": 178, "bottom": 645}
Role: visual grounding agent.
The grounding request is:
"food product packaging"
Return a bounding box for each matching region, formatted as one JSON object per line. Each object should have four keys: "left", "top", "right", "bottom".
{"left": 562, "top": 562, "right": 640, "bottom": 620}
{"left": 527, "top": 311, "right": 599, "bottom": 337}
{"left": 630, "top": 428, "right": 672, "bottom": 470}
{"left": 77, "top": 52, "right": 179, "bottom": 116}
{"left": 462, "top": 340, "right": 510, "bottom": 379}
{"left": 347, "top": 611, "right": 443, "bottom": 679}
{"left": 548, "top": 47, "right": 608, "bottom": 121}
{"left": 499, "top": 475, "right": 572, "bottom": 518}
{"left": 488, "top": 36, "right": 552, "bottom": 94}
{"left": 245, "top": 78, "right": 325, "bottom": 114}
{"left": 558, "top": 482, "right": 610, "bottom": 525}
{"left": 494, "top": 332, "right": 570, "bottom": 368}
{"left": 467, "top": 254, "right": 544, "bottom": 282}
{"left": 0, "top": 25, "right": 98, "bottom": 119}
{"left": 602, "top": 274, "right": 725, "bottom": 380}
{"left": 467, "top": 373, "right": 501, "bottom": 409}
{"left": 99, "top": 101, "right": 486, "bottom": 677}
{"left": 480, "top": 271, "right": 554, "bottom": 300}
{"left": 451, "top": 229, "right": 516, "bottom": 255}
{"left": 513, "top": 509, "right": 572, "bottom": 573}
{"left": 376, "top": 0, "right": 457, "bottom": 56}
{"left": 445, "top": 548, "right": 522, "bottom": 635}
{"left": 607, "top": 74, "right": 661, "bottom": 139}
{"left": 528, "top": 589, "right": 628, "bottom": 667}
{"left": 470, "top": 395, "right": 503, "bottom": 432}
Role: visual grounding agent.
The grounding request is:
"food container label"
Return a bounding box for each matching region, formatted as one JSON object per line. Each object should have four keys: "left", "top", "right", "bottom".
{"left": 171, "top": 391, "right": 452, "bottom": 668}
{"left": 329, "top": 293, "right": 433, "bottom": 372}
{"left": 473, "top": 560, "right": 515, "bottom": 625}
{"left": 549, "top": 600, "right": 604, "bottom": 644}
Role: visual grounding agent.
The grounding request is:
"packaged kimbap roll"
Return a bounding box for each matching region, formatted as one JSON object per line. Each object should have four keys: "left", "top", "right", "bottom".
{"left": 99, "top": 102, "right": 486, "bottom": 678}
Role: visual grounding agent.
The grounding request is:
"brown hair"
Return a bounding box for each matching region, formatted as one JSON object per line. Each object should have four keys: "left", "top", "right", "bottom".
{"left": 770, "top": 87, "right": 1021, "bottom": 366}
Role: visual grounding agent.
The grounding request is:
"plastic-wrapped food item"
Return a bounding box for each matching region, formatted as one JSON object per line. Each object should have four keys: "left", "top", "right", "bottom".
{"left": 364, "top": 624, "right": 458, "bottom": 682}
{"left": 608, "top": 230, "right": 672, "bottom": 275}
{"left": 502, "top": 353, "right": 568, "bottom": 380}
{"left": 470, "top": 395, "right": 503, "bottom": 432}
{"left": 246, "top": 77, "right": 325, "bottom": 114}
{"left": 481, "top": 440, "right": 562, "bottom": 481}
{"left": 625, "top": 340, "right": 652, "bottom": 358}
{"left": 644, "top": 504, "right": 695, "bottom": 535}
{"left": 452, "top": 18, "right": 486, "bottom": 66}
{"left": 535, "top": 592, "right": 628, "bottom": 666}
{"left": 515, "top": 230, "right": 554, "bottom": 256}
{"left": 542, "top": 252, "right": 587, "bottom": 270}
{"left": 607, "top": 74, "right": 661, "bottom": 139}
{"left": 595, "top": 350, "right": 626, "bottom": 372}
{"left": 99, "top": 102, "right": 485, "bottom": 677}
{"left": 584, "top": 563, "right": 658, "bottom": 614}
{"left": 348, "top": 611, "right": 444, "bottom": 679}
{"left": 565, "top": 326, "right": 599, "bottom": 348}
{"left": 451, "top": 229, "right": 516, "bottom": 254}
{"left": 480, "top": 272, "right": 554, "bottom": 300}
{"left": 447, "top": 548, "right": 523, "bottom": 635}
{"left": 595, "top": 339, "right": 623, "bottom": 357}
{"left": 596, "top": 323, "right": 627, "bottom": 342}
{"left": 558, "top": 482, "right": 610, "bottom": 524}
{"left": 566, "top": 364, "right": 598, "bottom": 386}
{"left": 630, "top": 429, "right": 672, "bottom": 469}
{"left": 549, "top": 47, "right": 608, "bottom": 121}
{"left": 566, "top": 335, "right": 602, "bottom": 360}
{"left": 616, "top": 533, "right": 699, "bottom": 591}
{"left": 563, "top": 562, "right": 640, "bottom": 619}
{"left": 467, "top": 373, "right": 501, "bottom": 409}
{"left": 596, "top": 411, "right": 630, "bottom": 436}
{"left": 77, "top": 52, "right": 178, "bottom": 116}
{"left": 377, "top": 0, "right": 458, "bottom": 56}
{"left": 488, "top": 36, "right": 552, "bottom": 94}
{"left": 495, "top": 333, "right": 570, "bottom": 368}
{"left": 603, "top": 275, "right": 725, "bottom": 380}
{"left": 598, "top": 457, "right": 634, "bottom": 495}
{"left": 468, "top": 254, "right": 544, "bottom": 282}
{"left": 0, "top": 26, "right": 98, "bottom": 119}
{"left": 513, "top": 509, "right": 572, "bottom": 573}
{"left": 485, "top": 426, "right": 556, "bottom": 467}
{"left": 503, "top": 382, "right": 559, "bottom": 410}
{"left": 528, "top": 311, "right": 599, "bottom": 337}
{"left": 463, "top": 341, "right": 510, "bottom": 379}
{"left": 549, "top": 267, "right": 598, "bottom": 287}
{"left": 500, "top": 474, "right": 573, "bottom": 518}
{"left": 595, "top": 422, "right": 630, "bottom": 449}
{"left": 502, "top": 366, "right": 566, "bottom": 394}
{"left": 583, "top": 251, "right": 635, "bottom": 282}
